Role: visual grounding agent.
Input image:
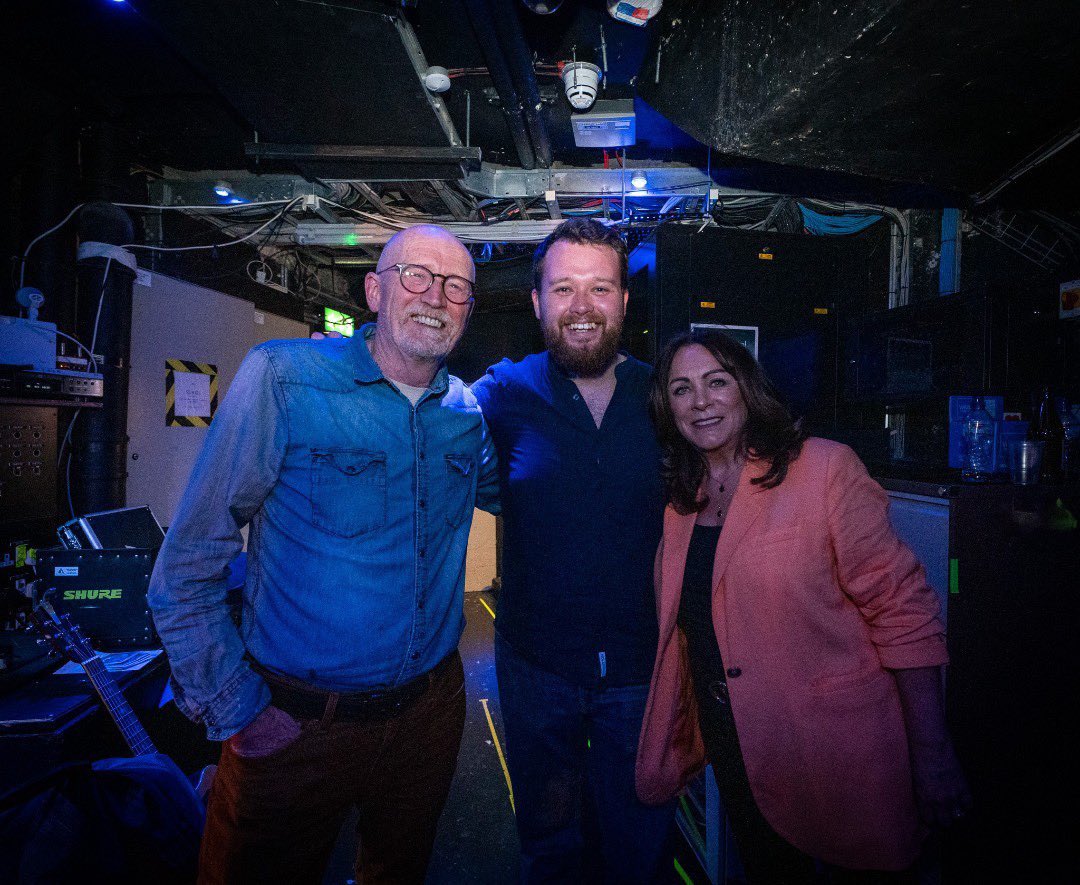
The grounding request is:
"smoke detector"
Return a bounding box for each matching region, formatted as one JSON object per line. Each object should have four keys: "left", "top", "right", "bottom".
{"left": 424, "top": 66, "right": 451, "bottom": 93}
{"left": 561, "top": 61, "right": 602, "bottom": 110}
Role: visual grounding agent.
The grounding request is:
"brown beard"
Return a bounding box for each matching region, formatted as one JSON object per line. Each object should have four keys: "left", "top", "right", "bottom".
{"left": 544, "top": 319, "right": 623, "bottom": 377}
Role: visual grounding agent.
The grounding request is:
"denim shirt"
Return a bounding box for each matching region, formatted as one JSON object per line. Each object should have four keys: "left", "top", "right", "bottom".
{"left": 148, "top": 324, "right": 499, "bottom": 740}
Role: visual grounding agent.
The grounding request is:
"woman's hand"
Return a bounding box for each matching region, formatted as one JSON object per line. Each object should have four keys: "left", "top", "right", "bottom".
{"left": 893, "top": 666, "right": 973, "bottom": 827}
{"left": 908, "top": 737, "right": 973, "bottom": 827}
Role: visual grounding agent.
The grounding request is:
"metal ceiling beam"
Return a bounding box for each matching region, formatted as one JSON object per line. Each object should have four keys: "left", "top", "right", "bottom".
{"left": 151, "top": 163, "right": 773, "bottom": 213}
{"left": 461, "top": 164, "right": 756, "bottom": 199}
{"left": 245, "top": 143, "right": 482, "bottom": 166}
{"left": 429, "top": 179, "right": 470, "bottom": 220}
{"left": 392, "top": 16, "right": 464, "bottom": 149}
{"left": 353, "top": 181, "right": 391, "bottom": 214}
{"left": 292, "top": 219, "right": 566, "bottom": 247}
{"left": 544, "top": 189, "right": 562, "bottom": 220}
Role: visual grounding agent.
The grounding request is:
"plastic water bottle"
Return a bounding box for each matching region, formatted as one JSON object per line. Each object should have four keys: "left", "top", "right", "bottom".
{"left": 961, "top": 396, "right": 996, "bottom": 482}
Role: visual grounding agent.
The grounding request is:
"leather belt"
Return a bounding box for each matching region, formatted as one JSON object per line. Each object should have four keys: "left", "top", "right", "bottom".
{"left": 252, "top": 651, "right": 456, "bottom": 725}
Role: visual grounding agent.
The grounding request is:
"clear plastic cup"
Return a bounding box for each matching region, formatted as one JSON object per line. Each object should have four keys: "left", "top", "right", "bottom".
{"left": 1008, "top": 440, "right": 1044, "bottom": 485}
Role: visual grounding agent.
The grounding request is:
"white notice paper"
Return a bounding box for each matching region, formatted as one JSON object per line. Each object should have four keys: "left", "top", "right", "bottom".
{"left": 173, "top": 371, "right": 212, "bottom": 418}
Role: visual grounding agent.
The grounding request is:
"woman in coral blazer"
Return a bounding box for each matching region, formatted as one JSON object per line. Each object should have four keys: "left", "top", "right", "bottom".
{"left": 636, "top": 330, "right": 970, "bottom": 882}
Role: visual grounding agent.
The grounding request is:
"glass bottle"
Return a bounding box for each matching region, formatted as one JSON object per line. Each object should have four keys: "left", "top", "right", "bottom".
{"left": 961, "top": 395, "right": 996, "bottom": 483}
{"left": 1059, "top": 397, "right": 1079, "bottom": 480}
{"left": 1032, "top": 386, "right": 1064, "bottom": 482}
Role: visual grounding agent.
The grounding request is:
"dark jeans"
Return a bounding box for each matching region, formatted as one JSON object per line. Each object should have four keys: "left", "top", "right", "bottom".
{"left": 198, "top": 652, "right": 466, "bottom": 885}
{"left": 495, "top": 634, "right": 675, "bottom": 884}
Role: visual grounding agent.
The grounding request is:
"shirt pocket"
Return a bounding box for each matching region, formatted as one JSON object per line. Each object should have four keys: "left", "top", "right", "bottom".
{"left": 443, "top": 453, "right": 475, "bottom": 528}
{"left": 309, "top": 448, "right": 387, "bottom": 538}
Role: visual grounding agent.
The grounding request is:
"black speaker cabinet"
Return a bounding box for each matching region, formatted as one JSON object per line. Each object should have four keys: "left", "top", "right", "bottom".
{"left": 628, "top": 224, "right": 868, "bottom": 438}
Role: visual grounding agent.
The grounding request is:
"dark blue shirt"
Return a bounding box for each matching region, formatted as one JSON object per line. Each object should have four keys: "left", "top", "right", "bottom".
{"left": 472, "top": 351, "right": 665, "bottom": 686}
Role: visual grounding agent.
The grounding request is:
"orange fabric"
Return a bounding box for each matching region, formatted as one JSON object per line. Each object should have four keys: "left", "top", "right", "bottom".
{"left": 635, "top": 439, "right": 948, "bottom": 870}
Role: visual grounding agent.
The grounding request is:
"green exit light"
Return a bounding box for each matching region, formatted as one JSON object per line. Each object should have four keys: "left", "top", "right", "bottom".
{"left": 323, "top": 307, "right": 355, "bottom": 337}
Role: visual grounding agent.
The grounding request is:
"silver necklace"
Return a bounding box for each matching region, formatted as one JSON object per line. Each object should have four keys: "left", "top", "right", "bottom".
{"left": 711, "top": 462, "right": 741, "bottom": 518}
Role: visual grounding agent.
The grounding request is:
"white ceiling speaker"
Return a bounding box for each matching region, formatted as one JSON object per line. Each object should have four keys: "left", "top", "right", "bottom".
{"left": 520, "top": 0, "right": 565, "bottom": 12}
{"left": 562, "top": 62, "right": 602, "bottom": 110}
{"left": 423, "top": 66, "right": 451, "bottom": 93}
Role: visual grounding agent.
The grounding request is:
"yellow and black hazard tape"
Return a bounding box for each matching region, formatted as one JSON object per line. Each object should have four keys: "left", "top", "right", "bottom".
{"left": 165, "top": 358, "right": 218, "bottom": 428}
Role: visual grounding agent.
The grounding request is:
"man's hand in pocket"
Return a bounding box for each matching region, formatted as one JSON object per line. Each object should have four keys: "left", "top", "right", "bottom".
{"left": 229, "top": 705, "right": 303, "bottom": 758}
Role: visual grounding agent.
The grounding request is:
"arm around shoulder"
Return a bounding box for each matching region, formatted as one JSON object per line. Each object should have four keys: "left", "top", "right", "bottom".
{"left": 469, "top": 373, "right": 502, "bottom": 515}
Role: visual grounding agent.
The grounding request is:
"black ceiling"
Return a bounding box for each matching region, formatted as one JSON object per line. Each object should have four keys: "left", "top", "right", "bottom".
{"left": 5, "top": 0, "right": 1080, "bottom": 207}
{"left": 637, "top": 0, "right": 1080, "bottom": 206}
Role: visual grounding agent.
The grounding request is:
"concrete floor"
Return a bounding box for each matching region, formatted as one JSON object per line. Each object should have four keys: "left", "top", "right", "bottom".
{"left": 321, "top": 589, "right": 700, "bottom": 885}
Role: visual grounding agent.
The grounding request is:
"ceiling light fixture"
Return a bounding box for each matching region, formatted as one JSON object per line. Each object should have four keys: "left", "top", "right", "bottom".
{"left": 630, "top": 172, "right": 648, "bottom": 190}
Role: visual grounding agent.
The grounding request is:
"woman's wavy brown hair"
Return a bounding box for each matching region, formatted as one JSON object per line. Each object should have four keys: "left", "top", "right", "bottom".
{"left": 648, "top": 329, "right": 807, "bottom": 515}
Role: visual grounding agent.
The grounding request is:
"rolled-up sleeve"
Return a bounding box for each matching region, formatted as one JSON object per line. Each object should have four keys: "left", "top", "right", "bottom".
{"left": 825, "top": 444, "right": 949, "bottom": 670}
{"left": 148, "top": 347, "right": 287, "bottom": 740}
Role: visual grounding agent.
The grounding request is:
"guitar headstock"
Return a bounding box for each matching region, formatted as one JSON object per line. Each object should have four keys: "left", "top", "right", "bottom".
{"left": 26, "top": 599, "right": 97, "bottom": 666}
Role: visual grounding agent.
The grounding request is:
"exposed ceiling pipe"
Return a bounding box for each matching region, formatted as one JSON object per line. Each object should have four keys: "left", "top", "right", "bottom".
{"left": 974, "top": 120, "right": 1080, "bottom": 205}
{"left": 461, "top": 0, "right": 537, "bottom": 170}
{"left": 488, "top": 0, "right": 554, "bottom": 168}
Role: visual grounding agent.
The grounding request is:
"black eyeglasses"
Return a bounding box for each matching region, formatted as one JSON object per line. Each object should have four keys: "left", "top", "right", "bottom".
{"left": 376, "top": 263, "right": 475, "bottom": 304}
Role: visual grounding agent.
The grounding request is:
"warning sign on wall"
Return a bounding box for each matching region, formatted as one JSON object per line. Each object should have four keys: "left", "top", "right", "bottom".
{"left": 166, "top": 359, "right": 218, "bottom": 427}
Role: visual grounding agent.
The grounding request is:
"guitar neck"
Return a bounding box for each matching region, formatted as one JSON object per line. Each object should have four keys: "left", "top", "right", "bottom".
{"left": 81, "top": 654, "right": 158, "bottom": 756}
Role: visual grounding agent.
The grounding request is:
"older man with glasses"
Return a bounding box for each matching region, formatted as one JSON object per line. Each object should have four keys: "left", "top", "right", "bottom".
{"left": 149, "top": 224, "right": 499, "bottom": 885}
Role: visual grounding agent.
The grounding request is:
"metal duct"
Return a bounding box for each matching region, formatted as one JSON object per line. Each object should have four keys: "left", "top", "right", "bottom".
{"left": 489, "top": 0, "right": 553, "bottom": 168}
{"left": 72, "top": 202, "right": 135, "bottom": 514}
{"left": 461, "top": 0, "right": 537, "bottom": 170}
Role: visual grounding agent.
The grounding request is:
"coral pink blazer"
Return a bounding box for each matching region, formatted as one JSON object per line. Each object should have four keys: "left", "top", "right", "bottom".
{"left": 635, "top": 438, "right": 948, "bottom": 871}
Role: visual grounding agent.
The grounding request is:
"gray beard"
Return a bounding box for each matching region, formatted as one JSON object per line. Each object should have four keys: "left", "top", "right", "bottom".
{"left": 545, "top": 322, "right": 622, "bottom": 378}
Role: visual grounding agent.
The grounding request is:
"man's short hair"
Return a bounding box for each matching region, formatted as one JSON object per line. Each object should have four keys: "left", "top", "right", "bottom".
{"left": 532, "top": 218, "right": 629, "bottom": 293}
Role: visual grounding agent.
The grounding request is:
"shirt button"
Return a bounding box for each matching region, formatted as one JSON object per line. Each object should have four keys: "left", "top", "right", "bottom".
{"left": 572, "top": 394, "right": 580, "bottom": 400}
{"left": 708, "top": 680, "right": 729, "bottom": 704}
{"left": 419, "top": 548, "right": 426, "bottom": 558}
{"left": 726, "top": 666, "right": 742, "bottom": 678}
{"left": 411, "top": 652, "right": 420, "bottom": 660}
{"left": 419, "top": 500, "right": 427, "bottom": 508}
{"left": 419, "top": 451, "right": 426, "bottom": 460}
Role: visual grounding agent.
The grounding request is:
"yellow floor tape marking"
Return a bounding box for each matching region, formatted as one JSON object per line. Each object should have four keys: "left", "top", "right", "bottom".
{"left": 478, "top": 597, "right": 496, "bottom": 621}
{"left": 480, "top": 697, "right": 515, "bottom": 814}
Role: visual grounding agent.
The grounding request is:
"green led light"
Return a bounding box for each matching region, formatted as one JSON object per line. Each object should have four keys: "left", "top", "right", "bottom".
{"left": 343, "top": 233, "right": 359, "bottom": 246}
{"left": 323, "top": 307, "right": 355, "bottom": 337}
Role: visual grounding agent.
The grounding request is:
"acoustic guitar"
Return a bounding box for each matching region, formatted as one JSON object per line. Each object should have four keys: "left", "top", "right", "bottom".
{"left": 26, "top": 598, "right": 216, "bottom": 798}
